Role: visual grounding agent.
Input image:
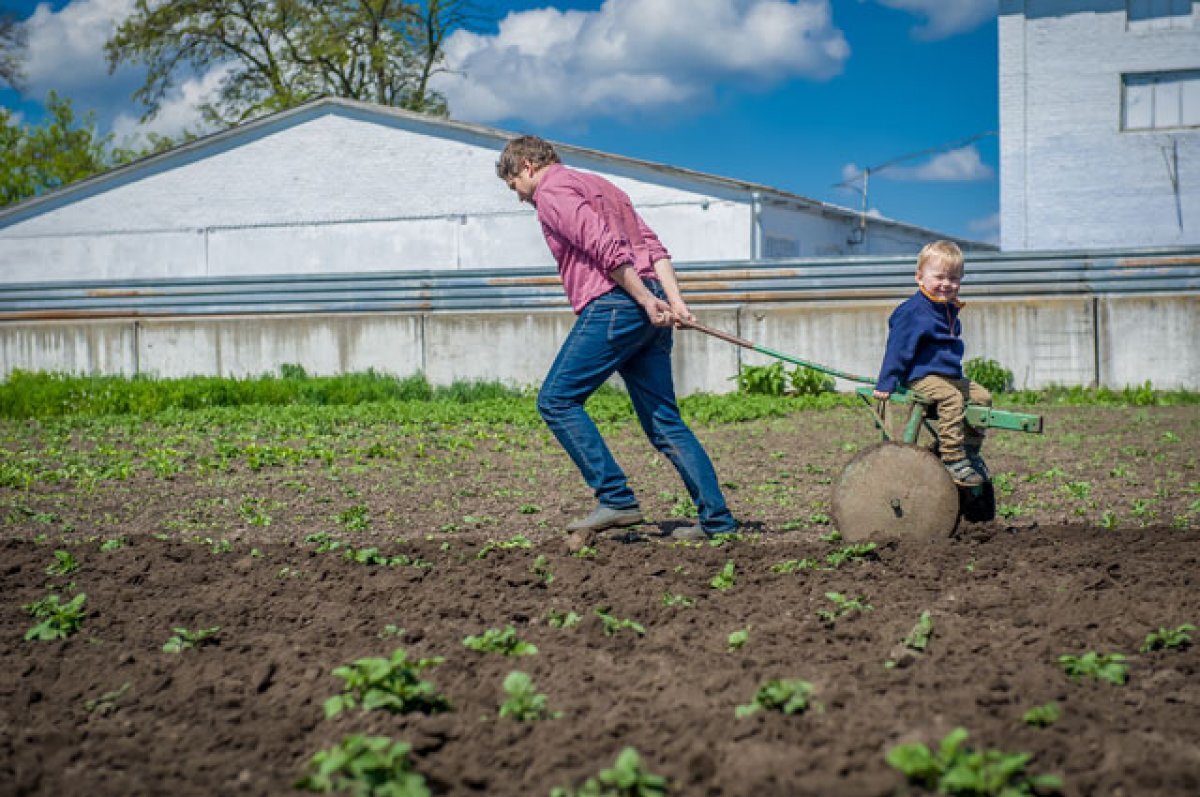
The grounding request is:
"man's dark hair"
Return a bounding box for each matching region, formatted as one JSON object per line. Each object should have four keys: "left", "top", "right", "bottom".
{"left": 495, "top": 135, "right": 561, "bottom": 179}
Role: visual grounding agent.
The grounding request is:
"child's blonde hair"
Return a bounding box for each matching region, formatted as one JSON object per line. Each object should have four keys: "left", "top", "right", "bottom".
{"left": 917, "top": 240, "right": 964, "bottom": 274}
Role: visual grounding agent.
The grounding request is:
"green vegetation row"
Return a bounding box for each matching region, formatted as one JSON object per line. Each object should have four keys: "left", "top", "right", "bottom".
{"left": 1, "top": 367, "right": 1196, "bottom": 423}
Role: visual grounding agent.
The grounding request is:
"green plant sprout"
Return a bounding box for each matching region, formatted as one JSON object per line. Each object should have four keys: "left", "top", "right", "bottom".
{"left": 824, "top": 543, "right": 877, "bottom": 568}
{"left": 498, "top": 671, "right": 560, "bottom": 721}
{"left": 887, "top": 727, "right": 1061, "bottom": 796}
{"left": 83, "top": 682, "right": 132, "bottom": 716}
{"left": 817, "top": 592, "right": 872, "bottom": 625}
{"left": 1139, "top": 623, "right": 1194, "bottom": 653}
{"left": 709, "top": 561, "right": 736, "bottom": 591}
{"left": 902, "top": 611, "right": 934, "bottom": 652}
{"left": 549, "top": 747, "right": 667, "bottom": 797}
{"left": 771, "top": 558, "right": 819, "bottom": 574}
{"left": 531, "top": 554, "right": 555, "bottom": 585}
{"left": 343, "top": 547, "right": 429, "bottom": 568}
{"left": 45, "top": 549, "right": 79, "bottom": 576}
{"left": 1058, "top": 651, "right": 1128, "bottom": 685}
{"left": 295, "top": 734, "right": 430, "bottom": 797}
{"left": 573, "top": 545, "right": 598, "bottom": 558}
{"left": 324, "top": 648, "right": 450, "bottom": 719}
{"left": 546, "top": 609, "right": 582, "bottom": 629}
{"left": 378, "top": 624, "right": 405, "bottom": 640}
{"left": 1022, "top": 702, "right": 1061, "bottom": 728}
{"left": 735, "top": 678, "right": 814, "bottom": 718}
{"left": 476, "top": 534, "right": 532, "bottom": 559}
{"left": 462, "top": 626, "right": 538, "bottom": 656}
{"left": 99, "top": 536, "right": 126, "bottom": 551}
{"left": 162, "top": 626, "right": 220, "bottom": 653}
{"left": 24, "top": 592, "right": 87, "bottom": 641}
{"left": 594, "top": 608, "right": 645, "bottom": 637}
{"left": 727, "top": 629, "right": 749, "bottom": 651}
{"left": 660, "top": 592, "right": 695, "bottom": 608}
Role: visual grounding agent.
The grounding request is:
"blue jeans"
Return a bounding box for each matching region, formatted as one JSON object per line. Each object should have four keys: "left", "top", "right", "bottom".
{"left": 537, "top": 283, "right": 736, "bottom": 534}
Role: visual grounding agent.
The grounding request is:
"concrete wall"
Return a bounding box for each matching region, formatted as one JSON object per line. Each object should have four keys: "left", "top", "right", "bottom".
{"left": 1000, "top": 0, "right": 1200, "bottom": 250}
{"left": 4, "top": 294, "right": 1196, "bottom": 390}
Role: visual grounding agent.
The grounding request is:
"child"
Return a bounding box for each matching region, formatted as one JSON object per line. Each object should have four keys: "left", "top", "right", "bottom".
{"left": 873, "top": 240, "right": 991, "bottom": 486}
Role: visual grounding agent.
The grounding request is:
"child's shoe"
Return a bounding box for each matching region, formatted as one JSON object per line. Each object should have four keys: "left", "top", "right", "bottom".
{"left": 944, "top": 458, "right": 984, "bottom": 487}
{"left": 964, "top": 444, "right": 989, "bottom": 482}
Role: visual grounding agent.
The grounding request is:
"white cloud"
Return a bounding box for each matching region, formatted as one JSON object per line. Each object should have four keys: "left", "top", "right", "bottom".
{"left": 846, "top": 144, "right": 992, "bottom": 183}
{"left": 22, "top": 0, "right": 139, "bottom": 97}
{"left": 432, "top": 0, "right": 850, "bottom": 125}
{"left": 968, "top": 211, "right": 1000, "bottom": 244}
{"left": 872, "top": 0, "right": 996, "bottom": 40}
{"left": 110, "top": 64, "right": 229, "bottom": 141}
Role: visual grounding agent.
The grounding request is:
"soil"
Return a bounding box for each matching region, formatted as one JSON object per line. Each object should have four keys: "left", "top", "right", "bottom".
{"left": 2, "top": 404, "right": 1199, "bottom": 796}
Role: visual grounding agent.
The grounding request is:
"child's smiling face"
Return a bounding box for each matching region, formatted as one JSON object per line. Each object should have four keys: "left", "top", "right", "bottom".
{"left": 916, "top": 257, "right": 963, "bottom": 303}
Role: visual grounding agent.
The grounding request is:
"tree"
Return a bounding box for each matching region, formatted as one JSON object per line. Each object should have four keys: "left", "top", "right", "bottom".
{"left": 1, "top": 8, "right": 26, "bottom": 90}
{"left": 105, "top": 0, "right": 483, "bottom": 127}
{"left": 0, "top": 92, "right": 111, "bottom": 208}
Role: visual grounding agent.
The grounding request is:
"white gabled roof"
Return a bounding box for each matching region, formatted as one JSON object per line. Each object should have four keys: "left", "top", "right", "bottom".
{"left": 0, "top": 96, "right": 981, "bottom": 245}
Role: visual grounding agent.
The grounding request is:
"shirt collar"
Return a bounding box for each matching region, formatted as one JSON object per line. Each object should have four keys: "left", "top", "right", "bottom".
{"left": 919, "top": 287, "right": 964, "bottom": 309}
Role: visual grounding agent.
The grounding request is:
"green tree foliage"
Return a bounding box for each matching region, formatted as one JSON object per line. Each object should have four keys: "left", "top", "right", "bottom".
{"left": 105, "top": 0, "right": 483, "bottom": 127}
{"left": 0, "top": 92, "right": 111, "bottom": 207}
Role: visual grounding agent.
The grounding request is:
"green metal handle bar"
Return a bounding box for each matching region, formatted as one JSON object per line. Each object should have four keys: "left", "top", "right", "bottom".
{"left": 679, "top": 319, "right": 1043, "bottom": 442}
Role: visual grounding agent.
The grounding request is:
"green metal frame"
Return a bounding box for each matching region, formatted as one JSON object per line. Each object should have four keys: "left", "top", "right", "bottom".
{"left": 679, "top": 320, "right": 1045, "bottom": 445}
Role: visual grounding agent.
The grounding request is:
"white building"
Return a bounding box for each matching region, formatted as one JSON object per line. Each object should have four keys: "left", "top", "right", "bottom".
{"left": 1000, "top": 0, "right": 1200, "bottom": 250}
{"left": 0, "top": 97, "right": 982, "bottom": 285}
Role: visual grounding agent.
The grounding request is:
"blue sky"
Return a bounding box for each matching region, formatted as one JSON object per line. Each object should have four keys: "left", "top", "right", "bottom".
{"left": 1, "top": 0, "right": 1000, "bottom": 243}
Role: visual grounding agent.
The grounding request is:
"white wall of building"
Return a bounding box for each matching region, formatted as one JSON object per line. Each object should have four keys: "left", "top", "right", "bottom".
{"left": 1000, "top": 0, "right": 1200, "bottom": 250}
{"left": 0, "top": 102, "right": 964, "bottom": 285}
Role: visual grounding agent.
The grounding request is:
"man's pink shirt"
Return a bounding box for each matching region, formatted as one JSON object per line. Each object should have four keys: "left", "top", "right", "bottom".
{"left": 532, "top": 164, "right": 670, "bottom": 313}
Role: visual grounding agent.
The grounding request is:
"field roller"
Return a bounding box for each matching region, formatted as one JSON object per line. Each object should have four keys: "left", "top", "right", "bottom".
{"left": 679, "top": 320, "right": 1044, "bottom": 541}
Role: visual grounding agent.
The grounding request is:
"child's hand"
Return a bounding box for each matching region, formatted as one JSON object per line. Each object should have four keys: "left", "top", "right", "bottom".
{"left": 872, "top": 389, "right": 890, "bottom": 401}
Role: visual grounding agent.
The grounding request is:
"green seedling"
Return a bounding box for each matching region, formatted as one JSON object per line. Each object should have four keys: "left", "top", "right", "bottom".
{"left": 886, "top": 727, "right": 1062, "bottom": 796}
{"left": 817, "top": 592, "right": 872, "bottom": 625}
{"left": 771, "top": 558, "right": 819, "bottom": 574}
{"left": 45, "top": 549, "right": 80, "bottom": 576}
{"left": 573, "top": 545, "right": 598, "bottom": 558}
{"left": 498, "top": 671, "right": 560, "bottom": 721}
{"left": 1140, "top": 623, "right": 1194, "bottom": 653}
{"left": 99, "top": 536, "right": 126, "bottom": 551}
{"left": 462, "top": 626, "right": 538, "bottom": 656}
{"left": 162, "top": 626, "right": 220, "bottom": 652}
{"left": 531, "top": 554, "right": 554, "bottom": 585}
{"left": 660, "top": 592, "right": 694, "bottom": 608}
{"left": 324, "top": 648, "right": 450, "bottom": 718}
{"left": 707, "top": 532, "right": 744, "bottom": 547}
{"left": 1023, "top": 702, "right": 1061, "bottom": 728}
{"left": 476, "top": 534, "right": 532, "bottom": 559}
{"left": 546, "top": 609, "right": 581, "bottom": 629}
{"left": 902, "top": 611, "right": 934, "bottom": 652}
{"left": 727, "top": 628, "right": 749, "bottom": 651}
{"left": 735, "top": 678, "right": 814, "bottom": 718}
{"left": 83, "top": 682, "right": 132, "bottom": 716}
{"left": 1058, "top": 651, "right": 1128, "bottom": 685}
{"left": 304, "top": 532, "right": 346, "bottom": 553}
{"left": 24, "top": 592, "right": 87, "bottom": 641}
{"left": 818, "top": 528, "right": 841, "bottom": 542}
{"left": 824, "top": 542, "right": 877, "bottom": 568}
{"left": 295, "top": 734, "right": 429, "bottom": 797}
{"left": 549, "top": 747, "right": 667, "bottom": 797}
{"left": 335, "top": 504, "right": 371, "bottom": 531}
{"left": 710, "top": 560, "right": 736, "bottom": 591}
{"left": 378, "top": 624, "right": 405, "bottom": 640}
{"left": 1099, "top": 510, "right": 1118, "bottom": 529}
{"left": 595, "top": 607, "right": 645, "bottom": 637}
{"left": 343, "top": 547, "right": 429, "bottom": 568}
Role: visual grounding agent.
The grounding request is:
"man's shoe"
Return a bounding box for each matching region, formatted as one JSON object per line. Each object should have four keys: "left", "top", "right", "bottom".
{"left": 566, "top": 505, "right": 644, "bottom": 533}
{"left": 670, "top": 524, "right": 709, "bottom": 542}
{"left": 945, "top": 458, "right": 984, "bottom": 487}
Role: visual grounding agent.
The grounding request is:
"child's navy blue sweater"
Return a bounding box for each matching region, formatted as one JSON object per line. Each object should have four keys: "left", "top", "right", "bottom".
{"left": 875, "top": 290, "right": 965, "bottom": 393}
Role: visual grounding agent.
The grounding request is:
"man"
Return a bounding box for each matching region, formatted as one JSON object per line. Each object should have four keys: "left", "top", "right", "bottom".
{"left": 495, "top": 135, "right": 736, "bottom": 541}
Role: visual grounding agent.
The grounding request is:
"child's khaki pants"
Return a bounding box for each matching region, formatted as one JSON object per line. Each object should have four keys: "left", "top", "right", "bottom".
{"left": 908, "top": 374, "right": 992, "bottom": 462}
